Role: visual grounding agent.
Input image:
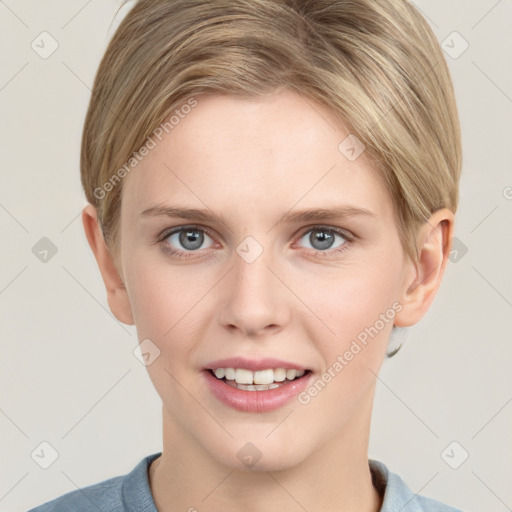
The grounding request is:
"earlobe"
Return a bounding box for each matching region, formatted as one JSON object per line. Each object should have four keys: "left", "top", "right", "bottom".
{"left": 82, "top": 204, "right": 135, "bottom": 325}
{"left": 394, "top": 208, "right": 455, "bottom": 327}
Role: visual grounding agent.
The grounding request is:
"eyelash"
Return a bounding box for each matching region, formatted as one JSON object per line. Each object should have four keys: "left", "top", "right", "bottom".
{"left": 158, "top": 225, "right": 354, "bottom": 260}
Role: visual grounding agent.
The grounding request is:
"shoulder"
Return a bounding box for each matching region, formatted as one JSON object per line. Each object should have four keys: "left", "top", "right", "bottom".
{"left": 414, "top": 494, "right": 464, "bottom": 512}
{"left": 27, "top": 475, "right": 125, "bottom": 512}
{"left": 27, "top": 453, "right": 161, "bottom": 512}
{"left": 369, "top": 459, "right": 464, "bottom": 512}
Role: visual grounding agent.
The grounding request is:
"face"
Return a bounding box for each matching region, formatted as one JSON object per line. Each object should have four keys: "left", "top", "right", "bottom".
{"left": 116, "top": 89, "right": 414, "bottom": 471}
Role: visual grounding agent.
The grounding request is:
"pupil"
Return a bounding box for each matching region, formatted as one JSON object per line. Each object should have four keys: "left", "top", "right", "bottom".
{"left": 311, "top": 230, "right": 334, "bottom": 250}
{"left": 180, "top": 229, "right": 203, "bottom": 250}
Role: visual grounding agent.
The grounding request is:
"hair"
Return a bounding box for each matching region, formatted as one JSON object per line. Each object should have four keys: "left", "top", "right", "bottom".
{"left": 80, "top": 0, "right": 462, "bottom": 266}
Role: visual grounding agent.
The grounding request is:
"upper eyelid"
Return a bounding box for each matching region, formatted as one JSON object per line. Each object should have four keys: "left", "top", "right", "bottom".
{"left": 297, "top": 225, "right": 354, "bottom": 242}
{"left": 159, "top": 224, "right": 217, "bottom": 242}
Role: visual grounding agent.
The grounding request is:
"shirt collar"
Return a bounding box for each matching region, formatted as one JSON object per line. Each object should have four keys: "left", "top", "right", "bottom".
{"left": 370, "top": 458, "right": 428, "bottom": 512}
{"left": 122, "top": 452, "right": 161, "bottom": 511}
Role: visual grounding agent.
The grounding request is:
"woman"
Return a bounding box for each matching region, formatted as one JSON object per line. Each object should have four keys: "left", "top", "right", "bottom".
{"left": 29, "top": 0, "right": 463, "bottom": 510}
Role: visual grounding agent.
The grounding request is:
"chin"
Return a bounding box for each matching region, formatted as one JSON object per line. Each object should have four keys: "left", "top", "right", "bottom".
{"left": 208, "top": 437, "right": 309, "bottom": 473}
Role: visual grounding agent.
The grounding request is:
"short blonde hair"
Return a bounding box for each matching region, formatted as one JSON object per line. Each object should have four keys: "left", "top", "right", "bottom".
{"left": 81, "top": 0, "right": 462, "bottom": 263}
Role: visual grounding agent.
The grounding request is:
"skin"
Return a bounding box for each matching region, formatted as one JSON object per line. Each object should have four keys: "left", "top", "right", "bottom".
{"left": 83, "top": 88, "right": 454, "bottom": 512}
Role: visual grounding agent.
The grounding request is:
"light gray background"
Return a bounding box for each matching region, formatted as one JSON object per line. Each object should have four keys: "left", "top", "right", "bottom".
{"left": 1, "top": 1, "right": 511, "bottom": 511}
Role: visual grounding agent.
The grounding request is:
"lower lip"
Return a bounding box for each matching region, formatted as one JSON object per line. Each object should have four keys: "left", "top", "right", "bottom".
{"left": 203, "top": 370, "right": 312, "bottom": 412}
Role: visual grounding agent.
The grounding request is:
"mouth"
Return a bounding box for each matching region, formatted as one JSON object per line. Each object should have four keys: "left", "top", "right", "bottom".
{"left": 206, "top": 367, "right": 312, "bottom": 391}
{"left": 202, "top": 365, "right": 313, "bottom": 412}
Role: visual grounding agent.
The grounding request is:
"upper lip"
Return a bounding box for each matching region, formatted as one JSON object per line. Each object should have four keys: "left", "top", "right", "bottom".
{"left": 205, "top": 357, "right": 310, "bottom": 372}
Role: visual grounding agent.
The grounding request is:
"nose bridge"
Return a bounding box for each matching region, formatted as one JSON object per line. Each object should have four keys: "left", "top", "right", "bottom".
{"left": 234, "top": 245, "right": 273, "bottom": 298}
{"left": 217, "top": 235, "right": 289, "bottom": 335}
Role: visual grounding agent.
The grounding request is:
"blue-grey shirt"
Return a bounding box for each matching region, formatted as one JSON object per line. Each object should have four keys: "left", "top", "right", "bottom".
{"left": 27, "top": 452, "right": 462, "bottom": 511}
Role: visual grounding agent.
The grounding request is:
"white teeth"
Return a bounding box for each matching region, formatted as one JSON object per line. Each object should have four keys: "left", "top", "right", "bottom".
{"left": 211, "top": 367, "right": 307, "bottom": 384}
{"left": 213, "top": 368, "right": 225, "bottom": 379}
{"left": 253, "top": 369, "right": 274, "bottom": 385}
{"left": 225, "top": 368, "right": 236, "bottom": 380}
{"left": 235, "top": 368, "right": 253, "bottom": 385}
{"left": 273, "top": 368, "right": 287, "bottom": 382}
{"left": 225, "top": 381, "right": 281, "bottom": 391}
{"left": 286, "top": 369, "right": 297, "bottom": 380}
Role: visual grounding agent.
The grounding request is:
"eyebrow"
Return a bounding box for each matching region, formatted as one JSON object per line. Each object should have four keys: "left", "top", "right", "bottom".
{"left": 140, "top": 204, "right": 376, "bottom": 230}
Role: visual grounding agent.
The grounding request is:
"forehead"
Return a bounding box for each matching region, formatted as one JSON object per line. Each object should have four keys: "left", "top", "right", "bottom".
{"left": 121, "top": 89, "right": 392, "bottom": 223}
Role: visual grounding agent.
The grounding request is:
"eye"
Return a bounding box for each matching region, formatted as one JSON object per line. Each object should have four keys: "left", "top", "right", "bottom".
{"left": 162, "top": 226, "right": 215, "bottom": 256}
{"left": 297, "top": 226, "right": 350, "bottom": 254}
{"left": 159, "top": 224, "right": 353, "bottom": 260}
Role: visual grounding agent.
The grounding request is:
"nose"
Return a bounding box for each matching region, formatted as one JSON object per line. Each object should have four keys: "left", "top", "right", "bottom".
{"left": 217, "top": 247, "right": 291, "bottom": 337}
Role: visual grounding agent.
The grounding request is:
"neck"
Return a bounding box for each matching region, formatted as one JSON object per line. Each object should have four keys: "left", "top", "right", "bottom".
{"left": 149, "top": 400, "right": 382, "bottom": 512}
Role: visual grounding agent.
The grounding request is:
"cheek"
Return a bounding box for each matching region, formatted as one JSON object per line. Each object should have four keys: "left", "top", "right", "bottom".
{"left": 294, "top": 266, "right": 399, "bottom": 420}
{"left": 123, "top": 258, "right": 213, "bottom": 404}
{"left": 294, "top": 261, "right": 402, "bottom": 346}
{"left": 122, "top": 250, "right": 216, "bottom": 366}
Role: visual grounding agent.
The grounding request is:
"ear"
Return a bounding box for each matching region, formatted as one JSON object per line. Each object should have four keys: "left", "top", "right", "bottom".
{"left": 82, "top": 204, "right": 134, "bottom": 325}
{"left": 394, "top": 208, "right": 455, "bottom": 327}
